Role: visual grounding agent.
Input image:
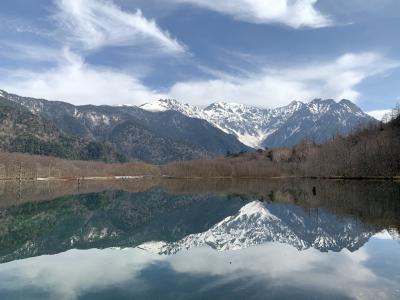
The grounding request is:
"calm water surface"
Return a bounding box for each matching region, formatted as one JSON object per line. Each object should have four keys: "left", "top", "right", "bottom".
{"left": 0, "top": 179, "right": 399, "bottom": 300}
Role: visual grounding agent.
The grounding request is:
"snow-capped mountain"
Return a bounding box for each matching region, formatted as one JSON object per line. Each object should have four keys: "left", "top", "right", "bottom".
{"left": 140, "top": 99, "right": 376, "bottom": 148}
{"left": 139, "top": 201, "right": 376, "bottom": 255}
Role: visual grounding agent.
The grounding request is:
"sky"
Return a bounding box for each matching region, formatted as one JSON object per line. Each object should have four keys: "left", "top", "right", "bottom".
{"left": 0, "top": 0, "right": 399, "bottom": 116}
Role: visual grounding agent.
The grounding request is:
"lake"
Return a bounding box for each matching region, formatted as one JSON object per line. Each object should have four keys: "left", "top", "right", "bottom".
{"left": 0, "top": 179, "right": 399, "bottom": 300}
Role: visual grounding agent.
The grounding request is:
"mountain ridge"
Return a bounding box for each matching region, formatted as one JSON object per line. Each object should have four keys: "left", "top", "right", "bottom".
{"left": 141, "top": 98, "right": 376, "bottom": 148}
{"left": 0, "top": 88, "right": 377, "bottom": 159}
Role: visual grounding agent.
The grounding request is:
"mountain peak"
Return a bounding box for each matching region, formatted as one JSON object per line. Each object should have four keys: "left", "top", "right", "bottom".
{"left": 139, "top": 99, "right": 183, "bottom": 112}
{"left": 286, "top": 100, "right": 305, "bottom": 110}
{"left": 288, "top": 100, "right": 303, "bottom": 106}
{"left": 339, "top": 99, "right": 358, "bottom": 110}
{"left": 306, "top": 99, "right": 339, "bottom": 115}
{"left": 310, "top": 98, "right": 336, "bottom": 105}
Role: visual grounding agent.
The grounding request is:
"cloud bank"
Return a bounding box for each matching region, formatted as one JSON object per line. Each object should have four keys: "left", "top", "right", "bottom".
{"left": 1, "top": 49, "right": 398, "bottom": 107}
{"left": 1, "top": 49, "right": 165, "bottom": 105}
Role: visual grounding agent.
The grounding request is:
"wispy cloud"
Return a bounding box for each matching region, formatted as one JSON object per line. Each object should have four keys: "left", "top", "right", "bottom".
{"left": 172, "top": 0, "right": 332, "bottom": 28}
{"left": 54, "top": 0, "right": 186, "bottom": 53}
{"left": 168, "top": 52, "right": 400, "bottom": 107}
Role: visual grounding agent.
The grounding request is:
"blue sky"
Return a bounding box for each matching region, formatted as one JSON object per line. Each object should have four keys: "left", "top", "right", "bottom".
{"left": 0, "top": 0, "right": 399, "bottom": 116}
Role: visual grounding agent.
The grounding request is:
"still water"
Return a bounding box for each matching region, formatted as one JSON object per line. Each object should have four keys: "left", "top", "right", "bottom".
{"left": 0, "top": 179, "right": 399, "bottom": 300}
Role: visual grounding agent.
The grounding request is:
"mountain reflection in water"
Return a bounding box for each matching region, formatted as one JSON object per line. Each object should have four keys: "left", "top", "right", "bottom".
{"left": 0, "top": 179, "right": 399, "bottom": 300}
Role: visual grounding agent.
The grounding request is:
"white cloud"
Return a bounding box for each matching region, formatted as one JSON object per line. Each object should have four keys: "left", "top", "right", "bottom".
{"left": 172, "top": 0, "right": 332, "bottom": 28}
{"left": 1, "top": 49, "right": 165, "bottom": 105}
{"left": 54, "top": 0, "right": 185, "bottom": 53}
{"left": 168, "top": 52, "right": 400, "bottom": 107}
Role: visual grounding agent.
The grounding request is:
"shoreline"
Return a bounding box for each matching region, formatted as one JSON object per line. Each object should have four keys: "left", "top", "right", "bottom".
{"left": 0, "top": 175, "right": 398, "bottom": 182}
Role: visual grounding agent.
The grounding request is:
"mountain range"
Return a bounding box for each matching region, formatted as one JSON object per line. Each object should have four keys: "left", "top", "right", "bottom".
{"left": 141, "top": 98, "right": 376, "bottom": 148}
{"left": 0, "top": 89, "right": 376, "bottom": 162}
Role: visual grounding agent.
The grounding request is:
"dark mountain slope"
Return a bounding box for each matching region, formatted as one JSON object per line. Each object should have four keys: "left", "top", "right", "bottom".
{"left": 130, "top": 110, "right": 251, "bottom": 155}
{"left": 0, "top": 97, "right": 122, "bottom": 162}
{"left": 108, "top": 119, "right": 209, "bottom": 164}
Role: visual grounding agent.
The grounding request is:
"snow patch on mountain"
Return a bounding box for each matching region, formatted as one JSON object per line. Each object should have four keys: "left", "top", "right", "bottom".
{"left": 235, "top": 131, "right": 268, "bottom": 149}
{"left": 140, "top": 100, "right": 170, "bottom": 112}
{"left": 140, "top": 99, "right": 203, "bottom": 116}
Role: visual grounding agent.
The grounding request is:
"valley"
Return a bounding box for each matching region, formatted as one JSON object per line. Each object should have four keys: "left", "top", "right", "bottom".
{"left": 0, "top": 89, "right": 399, "bottom": 181}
